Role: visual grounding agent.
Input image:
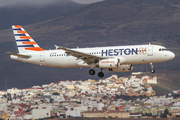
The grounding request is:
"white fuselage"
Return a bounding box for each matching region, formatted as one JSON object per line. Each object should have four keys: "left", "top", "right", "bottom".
{"left": 10, "top": 44, "right": 175, "bottom": 68}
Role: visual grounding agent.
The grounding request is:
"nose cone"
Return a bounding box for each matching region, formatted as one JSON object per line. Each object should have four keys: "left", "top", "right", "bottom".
{"left": 169, "top": 52, "right": 175, "bottom": 60}
{"left": 172, "top": 52, "right": 175, "bottom": 58}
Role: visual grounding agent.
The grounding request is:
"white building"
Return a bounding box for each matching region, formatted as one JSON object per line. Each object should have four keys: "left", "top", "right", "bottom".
{"left": 97, "top": 103, "right": 104, "bottom": 110}
{"left": 66, "top": 106, "right": 81, "bottom": 117}
{"left": 32, "top": 109, "right": 51, "bottom": 119}
{"left": 0, "top": 103, "right": 7, "bottom": 111}
{"left": 51, "top": 95, "right": 65, "bottom": 102}
{"left": 7, "top": 88, "right": 22, "bottom": 96}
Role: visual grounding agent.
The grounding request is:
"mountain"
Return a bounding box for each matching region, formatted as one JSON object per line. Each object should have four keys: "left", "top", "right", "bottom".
{"left": 0, "top": 0, "right": 179, "bottom": 92}
{"left": 0, "top": 0, "right": 85, "bottom": 30}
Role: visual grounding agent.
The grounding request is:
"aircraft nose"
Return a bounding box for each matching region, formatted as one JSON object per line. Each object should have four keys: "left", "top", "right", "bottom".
{"left": 169, "top": 52, "right": 175, "bottom": 60}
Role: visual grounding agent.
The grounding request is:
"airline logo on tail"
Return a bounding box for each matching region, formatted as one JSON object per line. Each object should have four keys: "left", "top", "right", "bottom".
{"left": 12, "top": 25, "right": 44, "bottom": 52}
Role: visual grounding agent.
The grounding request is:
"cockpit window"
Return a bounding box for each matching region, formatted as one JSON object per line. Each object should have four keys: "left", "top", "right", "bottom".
{"left": 159, "top": 48, "right": 168, "bottom": 51}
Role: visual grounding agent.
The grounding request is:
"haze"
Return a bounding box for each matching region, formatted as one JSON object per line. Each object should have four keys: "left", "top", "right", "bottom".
{"left": 0, "top": 0, "right": 104, "bottom": 7}
{"left": 71, "top": 0, "right": 104, "bottom": 4}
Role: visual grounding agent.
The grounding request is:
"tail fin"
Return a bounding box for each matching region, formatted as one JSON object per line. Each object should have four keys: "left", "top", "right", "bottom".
{"left": 12, "top": 25, "right": 45, "bottom": 53}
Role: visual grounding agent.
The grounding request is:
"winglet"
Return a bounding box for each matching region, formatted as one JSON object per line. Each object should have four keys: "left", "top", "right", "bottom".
{"left": 54, "top": 45, "right": 59, "bottom": 50}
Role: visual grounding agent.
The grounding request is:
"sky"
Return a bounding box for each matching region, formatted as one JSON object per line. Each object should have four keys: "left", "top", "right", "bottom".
{"left": 71, "top": 0, "right": 104, "bottom": 4}
{"left": 0, "top": 0, "right": 59, "bottom": 7}
{"left": 0, "top": 0, "right": 104, "bottom": 7}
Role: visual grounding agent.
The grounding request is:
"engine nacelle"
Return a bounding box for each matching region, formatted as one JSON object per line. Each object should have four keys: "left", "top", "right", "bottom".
{"left": 109, "top": 64, "right": 133, "bottom": 72}
{"left": 99, "top": 57, "right": 126, "bottom": 68}
{"left": 99, "top": 58, "right": 120, "bottom": 68}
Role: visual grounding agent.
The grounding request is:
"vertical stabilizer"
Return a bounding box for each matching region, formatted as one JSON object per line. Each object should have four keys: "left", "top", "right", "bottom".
{"left": 12, "top": 25, "right": 45, "bottom": 53}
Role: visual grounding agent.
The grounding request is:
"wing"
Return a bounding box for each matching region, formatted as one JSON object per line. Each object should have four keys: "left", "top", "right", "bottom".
{"left": 57, "top": 46, "right": 107, "bottom": 65}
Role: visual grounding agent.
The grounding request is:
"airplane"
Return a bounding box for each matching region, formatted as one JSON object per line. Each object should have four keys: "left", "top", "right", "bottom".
{"left": 7, "top": 25, "right": 175, "bottom": 77}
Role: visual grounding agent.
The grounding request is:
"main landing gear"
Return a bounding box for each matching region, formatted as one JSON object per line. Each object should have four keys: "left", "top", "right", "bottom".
{"left": 150, "top": 63, "right": 155, "bottom": 73}
{"left": 89, "top": 69, "right": 104, "bottom": 78}
{"left": 89, "top": 69, "right": 95, "bottom": 75}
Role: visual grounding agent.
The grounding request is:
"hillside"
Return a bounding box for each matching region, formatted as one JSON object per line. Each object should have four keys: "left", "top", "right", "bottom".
{"left": 0, "top": 0, "right": 179, "bottom": 92}
{"left": 0, "top": 0, "right": 85, "bottom": 30}
{"left": 19, "top": 0, "right": 180, "bottom": 47}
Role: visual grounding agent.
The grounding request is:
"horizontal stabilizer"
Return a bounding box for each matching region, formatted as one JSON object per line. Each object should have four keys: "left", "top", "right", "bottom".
{"left": 7, "top": 52, "right": 31, "bottom": 58}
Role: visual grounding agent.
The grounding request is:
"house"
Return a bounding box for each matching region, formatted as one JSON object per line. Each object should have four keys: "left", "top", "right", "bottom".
{"left": 22, "top": 95, "right": 33, "bottom": 102}
{"left": 60, "top": 101, "right": 78, "bottom": 107}
{"left": 168, "top": 109, "right": 180, "bottom": 118}
{"left": 9, "top": 114, "right": 23, "bottom": 120}
{"left": 66, "top": 85, "right": 74, "bottom": 90}
{"left": 23, "top": 113, "right": 32, "bottom": 119}
{"left": 32, "top": 109, "right": 52, "bottom": 119}
{"left": 148, "top": 76, "right": 157, "bottom": 84}
{"left": 9, "top": 109, "right": 24, "bottom": 120}
{"left": 145, "top": 90, "right": 156, "bottom": 96}
{"left": 110, "top": 75, "right": 118, "bottom": 80}
{"left": 0, "top": 103, "right": 8, "bottom": 111}
{"left": 0, "top": 111, "right": 6, "bottom": 119}
{"left": 82, "top": 111, "right": 129, "bottom": 118}
{"left": 7, "top": 88, "right": 22, "bottom": 96}
{"left": 2, "top": 113, "right": 10, "bottom": 120}
{"left": 82, "top": 111, "right": 104, "bottom": 118}
{"left": 130, "top": 113, "right": 143, "bottom": 118}
{"left": 66, "top": 106, "right": 81, "bottom": 117}
{"left": 51, "top": 95, "right": 65, "bottom": 102}
{"left": 142, "top": 76, "right": 157, "bottom": 84}
{"left": 97, "top": 103, "right": 104, "bottom": 110}
{"left": 80, "top": 105, "right": 88, "bottom": 112}
{"left": 104, "top": 111, "right": 129, "bottom": 118}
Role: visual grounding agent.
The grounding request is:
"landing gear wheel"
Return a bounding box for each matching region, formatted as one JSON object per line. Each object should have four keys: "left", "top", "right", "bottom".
{"left": 98, "top": 72, "right": 104, "bottom": 78}
{"left": 151, "top": 69, "right": 155, "bottom": 73}
{"left": 89, "top": 69, "right": 95, "bottom": 75}
{"left": 150, "top": 63, "right": 155, "bottom": 73}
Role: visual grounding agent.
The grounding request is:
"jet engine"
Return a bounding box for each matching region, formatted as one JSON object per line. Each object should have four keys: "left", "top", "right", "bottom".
{"left": 99, "top": 57, "right": 126, "bottom": 68}
{"left": 109, "top": 64, "right": 133, "bottom": 72}
{"left": 99, "top": 58, "right": 120, "bottom": 68}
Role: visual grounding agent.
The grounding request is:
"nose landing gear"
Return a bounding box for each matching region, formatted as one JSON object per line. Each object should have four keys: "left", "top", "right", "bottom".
{"left": 150, "top": 63, "right": 155, "bottom": 73}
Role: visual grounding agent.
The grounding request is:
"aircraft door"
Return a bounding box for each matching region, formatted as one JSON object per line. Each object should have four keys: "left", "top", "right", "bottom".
{"left": 40, "top": 52, "right": 45, "bottom": 62}
{"left": 148, "top": 46, "right": 153, "bottom": 56}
